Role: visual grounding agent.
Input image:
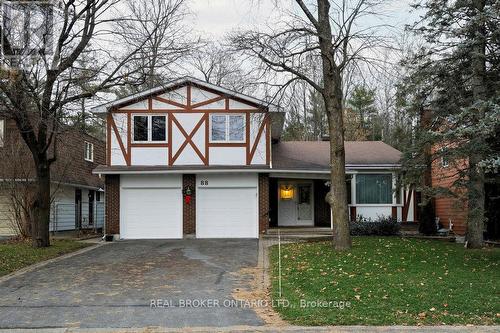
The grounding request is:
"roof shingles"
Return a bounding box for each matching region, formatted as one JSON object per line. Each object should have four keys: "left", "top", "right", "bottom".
{"left": 272, "top": 141, "right": 401, "bottom": 170}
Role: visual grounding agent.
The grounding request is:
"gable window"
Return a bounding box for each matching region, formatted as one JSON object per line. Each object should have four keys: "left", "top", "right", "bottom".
{"left": 210, "top": 114, "right": 245, "bottom": 142}
{"left": 84, "top": 141, "right": 94, "bottom": 162}
{"left": 0, "top": 119, "right": 4, "bottom": 147}
{"left": 356, "top": 174, "right": 393, "bottom": 204}
{"left": 133, "top": 115, "right": 167, "bottom": 142}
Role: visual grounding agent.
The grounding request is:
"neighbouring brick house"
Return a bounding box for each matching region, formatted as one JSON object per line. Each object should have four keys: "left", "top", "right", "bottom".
{"left": 92, "top": 77, "right": 416, "bottom": 240}
{"left": 0, "top": 118, "right": 106, "bottom": 235}
{"left": 432, "top": 144, "right": 500, "bottom": 239}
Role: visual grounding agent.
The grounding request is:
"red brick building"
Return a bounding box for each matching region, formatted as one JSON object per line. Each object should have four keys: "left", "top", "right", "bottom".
{"left": 0, "top": 118, "right": 106, "bottom": 234}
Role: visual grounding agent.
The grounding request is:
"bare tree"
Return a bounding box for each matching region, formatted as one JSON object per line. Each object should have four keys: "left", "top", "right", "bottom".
{"left": 190, "top": 42, "right": 256, "bottom": 93}
{"left": 232, "top": 0, "right": 389, "bottom": 250}
{"left": 0, "top": 0, "right": 176, "bottom": 247}
{"left": 115, "top": 0, "right": 194, "bottom": 93}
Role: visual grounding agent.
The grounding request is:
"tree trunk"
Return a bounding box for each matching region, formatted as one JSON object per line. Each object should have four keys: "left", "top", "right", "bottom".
{"left": 324, "top": 72, "right": 351, "bottom": 250}
{"left": 32, "top": 159, "right": 51, "bottom": 248}
{"left": 466, "top": 0, "right": 487, "bottom": 248}
{"left": 316, "top": 0, "right": 351, "bottom": 250}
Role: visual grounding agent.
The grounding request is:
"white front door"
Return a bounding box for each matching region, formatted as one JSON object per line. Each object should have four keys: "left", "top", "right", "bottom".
{"left": 120, "top": 175, "right": 182, "bottom": 239}
{"left": 196, "top": 174, "right": 258, "bottom": 238}
{"left": 278, "top": 181, "right": 314, "bottom": 226}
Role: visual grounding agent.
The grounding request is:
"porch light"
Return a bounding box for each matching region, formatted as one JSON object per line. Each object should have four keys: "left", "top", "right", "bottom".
{"left": 280, "top": 185, "right": 294, "bottom": 200}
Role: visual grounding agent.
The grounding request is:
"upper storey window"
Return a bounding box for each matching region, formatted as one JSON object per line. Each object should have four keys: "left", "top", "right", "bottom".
{"left": 210, "top": 114, "right": 245, "bottom": 142}
{"left": 133, "top": 115, "right": 167, "bottom": 142}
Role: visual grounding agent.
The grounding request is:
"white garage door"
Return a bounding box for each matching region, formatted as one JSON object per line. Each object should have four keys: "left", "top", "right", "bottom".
{"left": 120, "top": 175, "right": 182, "bottom": 239}
{"left": 196, "top": 174, "right": 258, "bottom": 238}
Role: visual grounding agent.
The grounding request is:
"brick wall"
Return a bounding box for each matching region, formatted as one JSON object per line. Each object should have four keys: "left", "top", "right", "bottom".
{"left": 258, "top": 173, "right": 269, "bottom": 234}
{"left": 0, "top": 118, "right": 105, "bottom": 189}
{"left": 105, "top": 175, "right": 120, "bottom": 235}
{"left": 431, "top": 146, "right": 468, "bottom": 235}
{"left": 183, "top": 174, "right": 196, "bottom": 234}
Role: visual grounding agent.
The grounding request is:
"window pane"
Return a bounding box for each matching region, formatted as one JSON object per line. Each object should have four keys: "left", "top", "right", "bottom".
{"left": 151, "top": 116, "right": 166, "bottom": 141}
{"left": 211, "top": 115, "right": 226, "bottom": 141}
{"left": 134, "top": 116, "right": 148, "bottom": 141}
{"left": 356, "top": 174, "right": 392, "bottom": 204}
{"left": 229, "top": 115, "right": 244, "bottom": 141}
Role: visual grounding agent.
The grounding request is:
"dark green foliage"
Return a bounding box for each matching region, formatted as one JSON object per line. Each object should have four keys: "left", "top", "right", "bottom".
{"left": 350, "top": 216, "right": 401, "bottom": 236}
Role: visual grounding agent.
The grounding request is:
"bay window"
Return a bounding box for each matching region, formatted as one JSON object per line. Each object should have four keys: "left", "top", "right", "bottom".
{"left": 133, "top": 115, "right": 167, "bottom": 142}
{"left": 210, "top": 114, "right": 245, "bottom": 142}
{"left": 356, "top": 174, "right": 393, "bottom": 204}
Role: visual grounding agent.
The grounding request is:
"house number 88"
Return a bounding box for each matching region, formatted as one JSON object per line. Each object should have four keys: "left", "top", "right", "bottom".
{"left": 200, "top": 180, "right": 208, "bottom": 186}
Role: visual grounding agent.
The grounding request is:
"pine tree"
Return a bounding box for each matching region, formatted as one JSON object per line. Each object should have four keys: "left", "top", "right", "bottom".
{"left": 401, "top": 0, "right": 499, "bottom": 247}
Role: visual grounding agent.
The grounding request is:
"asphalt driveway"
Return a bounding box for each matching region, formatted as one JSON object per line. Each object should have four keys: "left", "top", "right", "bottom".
{"left": 0, "top": 239, "right": 263, "bottom": 329}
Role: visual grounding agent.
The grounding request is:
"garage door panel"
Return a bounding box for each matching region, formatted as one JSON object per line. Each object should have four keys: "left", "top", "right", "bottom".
{"left": 120, "top": 183, "right": 182, "bottom": 239}
{"left": 197, "top": 187, "right": 257, "bottom": 238}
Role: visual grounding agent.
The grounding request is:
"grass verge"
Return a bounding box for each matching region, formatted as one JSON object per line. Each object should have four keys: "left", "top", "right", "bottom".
{"left": 270, "top": 237, "right": 499, "bottom": 325}
{"left": 0, "top": 239, "right": 91, "bottom": 276}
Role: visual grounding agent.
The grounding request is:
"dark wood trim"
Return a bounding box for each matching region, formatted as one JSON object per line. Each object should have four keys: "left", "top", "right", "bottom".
{"left": 127, "top": 113, "right": 131, "bottom": 165}
{"left": 402, "top": 186, "right": 413, "bottom": 222}
{"left": 205, "top": 113, "right": 210, "bottom": 164}
{"left": 209, "top": 142, "right": 247, "bottom": 147}
{"left": 350, "top": 206, "right": 357, "bottom": 221}
{"left": 248, "top": 114, "right": 268, "bottom": 165}
{"left": 245, "top": 112, "right": 251, "bottom": 165}
{"left": 148, "top": 97, "right": 153, "bottom": 111}
{"left": 392, "top": 206, "right": 398, "bottom": 220}
{"left": 106, "top": 113, "right": 111, "bottom": 165}
{"left": 187, "top": 85, "right": 191, "bottom": 107}
{"left": 114, "top": 109, "right": 264, "bottom": 114}
{"left": 153, "top": 96, "right": 186, "bottom": 109}
{"left": 192, "top": 96, "right": 224, "bottom": 109}
{"left": 109, "top": 114, "right": 129, "bottom": 166}
{"left": 130, "top": 143, "right": 169, "bottom": 148}
{"left": 225, "top": 98, "right": 229, "bottom": 110}
{"left": 109, "top": 81, "right": 267, "bottom": 112}
{"left": 168, "top": 113, "right": 173, "bottom": 165}
{"left": 171, "top": 114, "right": 207, "bottom": 165}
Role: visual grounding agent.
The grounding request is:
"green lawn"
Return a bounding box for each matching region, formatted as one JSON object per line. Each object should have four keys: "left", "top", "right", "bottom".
{"left": 0, "top": 239, "right": 91, "bottom": 277}
{"left": 270, "top": 237, "right": 500, "bottom": 326}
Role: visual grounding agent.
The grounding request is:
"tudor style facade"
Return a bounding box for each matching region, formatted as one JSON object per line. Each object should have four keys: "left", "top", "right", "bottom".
{"left": 93, "top": 77, "right": 415, "bottom": 240}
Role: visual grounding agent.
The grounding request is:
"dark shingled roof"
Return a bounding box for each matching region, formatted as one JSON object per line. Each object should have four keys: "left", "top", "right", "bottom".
{"left": 272, "top": 141, "right": 401, "bottom": 170}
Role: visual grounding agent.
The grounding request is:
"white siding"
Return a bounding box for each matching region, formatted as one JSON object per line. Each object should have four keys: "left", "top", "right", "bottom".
{"left": 209, "top": 147, "right": 247, "bottom": 165}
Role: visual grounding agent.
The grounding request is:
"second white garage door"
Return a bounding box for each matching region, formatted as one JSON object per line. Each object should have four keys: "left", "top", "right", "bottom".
{"left": 196, "top": 174, "right": 258, "bottom": 238}
{"left": 120, "top": 175, "right": 182, "bottom": 239}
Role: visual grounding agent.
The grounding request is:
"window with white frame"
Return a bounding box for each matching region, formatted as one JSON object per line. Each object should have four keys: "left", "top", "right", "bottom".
{"left": 84, "top": 141, "right": 94, "bottom": 162}
{"left": 0, "top": 119, "right": 4, "bottom": 147}
{"left": 133, "top": 115, "right": 167, "bottom": 142}
{"left": 210, "top": 114, "right": 245, "bottom": 142}
{"left": 356, "top": 174, "right": 393, "bottom": 204}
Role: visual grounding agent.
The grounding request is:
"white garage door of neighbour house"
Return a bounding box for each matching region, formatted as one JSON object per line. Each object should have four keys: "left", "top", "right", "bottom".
{"left": 196, "top": 174, "right": 258, "bottom": 238}
{"left": 120, "top": 175, "right": 182, "bottom": 239}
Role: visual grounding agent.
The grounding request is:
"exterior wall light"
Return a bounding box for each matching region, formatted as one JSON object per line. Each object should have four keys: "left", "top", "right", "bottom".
{"left": 280, "top": 185, "right": 294, "bottom": 200}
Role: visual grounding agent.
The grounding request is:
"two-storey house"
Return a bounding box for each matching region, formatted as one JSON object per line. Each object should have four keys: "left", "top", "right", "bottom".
{"left": 92, "top": 77, "right": 416, "bottom": 239}
{"left": 0, "top": 119, "right": 106, "bottom": 235}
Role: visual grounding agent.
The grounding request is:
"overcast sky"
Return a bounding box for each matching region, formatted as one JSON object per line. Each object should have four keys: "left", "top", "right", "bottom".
{"left": 188, "top": 0, "right": 419, "bottom": 39}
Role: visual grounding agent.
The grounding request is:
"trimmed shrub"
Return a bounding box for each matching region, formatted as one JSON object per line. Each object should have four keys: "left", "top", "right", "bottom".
{"left": 350, "top": 216, "right": 401, "bottom": 236}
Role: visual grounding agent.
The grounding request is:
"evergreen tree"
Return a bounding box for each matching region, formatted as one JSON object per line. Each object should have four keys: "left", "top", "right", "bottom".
{"left": 400, "top": 0, "right": 499, "bottom": 247}
{"left": 348, "top": 86, "right": 380, "bottom": 140}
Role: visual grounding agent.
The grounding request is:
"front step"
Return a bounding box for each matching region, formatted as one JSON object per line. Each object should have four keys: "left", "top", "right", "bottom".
{"left": 265, "top": 228, "right": 333, "bottom": 240}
